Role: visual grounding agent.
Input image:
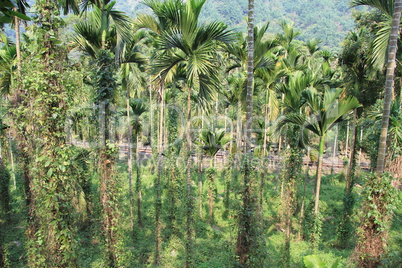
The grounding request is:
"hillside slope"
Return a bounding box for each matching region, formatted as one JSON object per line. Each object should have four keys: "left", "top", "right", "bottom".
{"left": 116, "top": 0, "right": 358, "bottom": 51}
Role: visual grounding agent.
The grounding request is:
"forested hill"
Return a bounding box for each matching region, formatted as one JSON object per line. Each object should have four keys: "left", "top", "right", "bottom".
{"left": 116, "top": 0, "right": 359, "bottom": 51}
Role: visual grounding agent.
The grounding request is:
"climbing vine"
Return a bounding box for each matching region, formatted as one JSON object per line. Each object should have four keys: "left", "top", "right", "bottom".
{"left": 353, "top": 172, "right": 399, "bottom": 267}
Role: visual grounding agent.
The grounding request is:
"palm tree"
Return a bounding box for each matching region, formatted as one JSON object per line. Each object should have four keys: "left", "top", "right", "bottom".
{"left": 303, "top": 88, "right": 360, "bottom": 216}
{"left": 275, "top": 70, "right": 312, "bottom": 266}
{"left": 125, "top": 97, "right": 147, "bottom": 229}
{"left": 73, "top": 2, "right": 132, "bottom": 266}
{"left": 135, "top": 1, "right": 187, "bottom": 264}
{"left": 147, "top": 1, "right": 232, "bottom": 266}
{"left": 351, "top": 0, "right": 399, "bottom": 69}
{"left": 120, "top": 32, "right": 147, "bottom": 230}
{"left": 235, "top": 0, "right": 256, "bottom": 265}
{"left": 0, "top": 0, "right": 30, "bottom": 25}
{"left": 225, "top": 23, "right": 278, "bottom": 160}
{"left": 15, "top": 0, "right": 86, "bottom": 266}
{"left": 351, "top": 0, "right": 402, "bottom": 172}
{"left": 199, "top": 128, "right": 230, "bottom": 224}
{"left": 337, "top": 27, "right": 383, "bottom": 247}
{"left": 9, "top": 0, "right": 30, "bottom": 74}
{"left": 352, "top": 3, "right": 402, "bottom": 264}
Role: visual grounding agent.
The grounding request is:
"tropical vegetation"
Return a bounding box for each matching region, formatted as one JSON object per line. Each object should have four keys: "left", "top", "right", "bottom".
{"left": 0, "top": 0, "right": 401, "bottom": 267}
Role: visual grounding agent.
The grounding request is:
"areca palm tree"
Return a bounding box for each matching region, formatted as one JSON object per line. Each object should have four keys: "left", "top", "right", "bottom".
{"left": 147, "top": 1, "right": 232, "bottom": 266}
{"left": 350, "top": 3, "right": 402, "bottom": 265}
{"left": 303, "top": 88, "right": 360, "bottom": 216}
{"left": 129, "top": 99, "right": 147, "bottom": 227}
{"left": 275, "top": 70, "right": 312, "bottom": 266}
{"left": 337, "top": 27, "right": 383, "bottom": 247}
{"left": 351, "top": 0, "right": 399, "bottom": 69}
{"left": 199, "top": 128, "right": 230, "bottom": 224}
{"left": 235, "top": 0, "right": 257, "bottom": 265}
{"left": 225, "top": 23, "right": 279, "bottom": 161}
{"left": 73, "top": 2, "right": 132, "bottom": 266}
{"left": 350, "top": 3, "right": 402, "bottom": 169}
{"left": 120, "top": 32, "right": 147, "bottom": 230}
{"left": 15, "top": 1, "right": 88, "bottom": 266}
{"left": 0, "top": 0, "right": 30, "bottom": 25}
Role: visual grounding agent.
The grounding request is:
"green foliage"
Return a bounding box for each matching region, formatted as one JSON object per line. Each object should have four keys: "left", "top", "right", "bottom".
{"left": 199, "top": 129, "right": 230, "bottom": 159}
{"left": 94, "top": 50, "right": 118, "bottom": 104}
{"left": 359, "top": 173, "right": 399, "bottom": 233}
{"left": 0, "top": 159, "right": 10, "bottom": 218}
{"left": 303, "top": 202, "right": 324, "bottom": 249}
{"left": 336, "top": 192, "right": 356, "bottom": 248}
{"left": 354, "top": 172, "right": 400, "bottom": 267}
{"left": 122, "top": 0, "right": 355, "bottom": 49}
{"left": 304, "top": 254, "right": 340, "bottom": 268}
{"left": 0, "top": 0, "right": 401, "bottom": 266}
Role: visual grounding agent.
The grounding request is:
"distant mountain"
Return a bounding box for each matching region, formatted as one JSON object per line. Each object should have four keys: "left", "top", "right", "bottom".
{"left": 116, "top": 0, "right": 360, "bottom": 51}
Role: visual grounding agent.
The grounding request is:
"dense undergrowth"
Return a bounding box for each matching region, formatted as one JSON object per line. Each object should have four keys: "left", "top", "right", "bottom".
{"left": 2, "top": 157, "right": 401, "bottom": 267}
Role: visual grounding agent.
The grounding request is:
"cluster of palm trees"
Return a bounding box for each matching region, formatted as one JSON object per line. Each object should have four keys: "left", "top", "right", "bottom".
{"left": 0, "top": 0, "right": 400, "bottom": 266}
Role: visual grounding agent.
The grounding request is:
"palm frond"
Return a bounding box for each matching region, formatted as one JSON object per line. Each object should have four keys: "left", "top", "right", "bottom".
{"left": 351, "top": 0, "right": 394, "bottom": 17}
{"left": 135, "top": 14, "right": 160, "bottom": 32}
{"left": 371, "top": 20, "right": 391, "bottom": 68}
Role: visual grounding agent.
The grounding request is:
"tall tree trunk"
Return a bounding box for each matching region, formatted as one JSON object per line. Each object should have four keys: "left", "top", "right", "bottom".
{"left": 155, "top": 84, "right": 164, "bottom": 266}
{"left": 314, "top": 135, "right": 325, "bottom": 215}
{"left": 127, "top": 97, "right": 134, "bottom": 230}
{"left": 337, "top": 111, "right": 358, "bottom": 248}
{"left": 376, "top": 0, "right": 402, "bottom": 174}
{"left": 345, "top": 120, "right": 349, "bottom": 158}
{"left": 95, "top": 50, "right": 121, "bottom": 267}
{"left": 346, "top": 110, "right": 358, "bottom": 194}
{"left": 135, "top": 134, "right": 143, "bottom": 228}
{"left": 236, "top": 0, "right": 255, "bottom": 265}
{"left": 236, "top": 101, "right": 242, "bottom": 158}
{"left": 185, "top": 88, "right": 193, "bottom": 268}
{"left": 331, "top": 125, "right": 338, "bottom": 173}
{"left": 198, "top": 147, "right": 203, "bottom": 219}
{"left": 353, "top": 1, "right": 402, "bottom": 266}
{"left": 8, "top": 129, "right": 16, "bottom": 190}
{"left": 24, "top": 2, "right": 78, "bottom": 266}
{"left": 208, "top": 158, "right": 215, "bottom": 225}
{"left": 281, "top": 142, "right": 302, "bottom": 267}
{"left": 13, "top": 8, "right": 21, "bottom": 75}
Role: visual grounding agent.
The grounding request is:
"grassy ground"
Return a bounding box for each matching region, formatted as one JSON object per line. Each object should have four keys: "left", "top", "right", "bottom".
{"left": 2, "top": 160, "right": 401, "bottom": 267}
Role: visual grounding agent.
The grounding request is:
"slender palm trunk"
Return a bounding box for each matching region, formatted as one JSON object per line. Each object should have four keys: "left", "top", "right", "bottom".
{"left": 331, "top": 125, "right": 338, "bottom": 173}
{"left": 314, "top": 135, "right": 325, "bottom": 215}
{"left": 8, "top": 129, "right": 16, "bottom": 190}
{"left": 345, "top": 120, "right": 349, "bottom": 158}
{"left": 298, "top": 168, "right": 308, "bottom": 240}
{"left": 224, "top": 120, "right": 235, "bottom": 218}
{"left": 376, "top": 0, "right": 402, "bottom": 174}
{"left": 198, "top": 147, "right": 203, "bottom": 219}
{"left": 25, "top": 2, "right": 78, "bottom": 266}
{"left": 127, "top": 97, "right": 134, "bottom": 230}
{"left": 155, "top": 84, "right": 164, "bottom": 266}
{"left": 13, "top": 8, "right": 21, "bottom": 75}
{"left": 208, "top": 157, "right": 215, "bottom": 225}
{"left": 282, "top": 145, "right": 301, "bottom": 267}
{"left": 236, "top": 101, "right": 242, "bottom": 159}
{"left": 135, "top": 134, "right": 143, "bottom": 228}
{"left": 185, "top": 88, "right": 193, "bottom": 268}
{"left": 337, "top": 112, "right": 358, "bottom": 247}
{"left": 236, "top": 0, "right": 255, "bottom": 264}
{"left": 346, "top": 110, "right": 358, "bottom": 194}
{"left": 353, "top": 2, "right": 402, "bottom": 266}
